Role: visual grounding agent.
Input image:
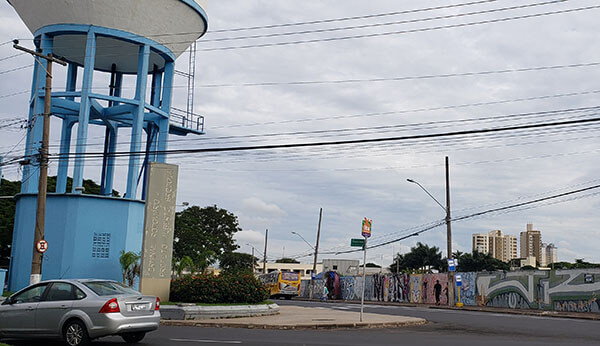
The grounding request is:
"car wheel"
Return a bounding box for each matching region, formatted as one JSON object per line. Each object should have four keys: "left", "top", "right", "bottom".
{"left": 121, "top": 332, "right": 146, "bottom": 344}
{"left": 63, "top": 319, "right": 90, "bottom": 346}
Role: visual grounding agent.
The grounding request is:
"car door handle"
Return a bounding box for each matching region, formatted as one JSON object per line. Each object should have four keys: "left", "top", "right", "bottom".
{"left": 60, "top": 305, "right": 69, "bottom": 309}
{"left": 26, "top": 307, "right": 35, "bottom": 311}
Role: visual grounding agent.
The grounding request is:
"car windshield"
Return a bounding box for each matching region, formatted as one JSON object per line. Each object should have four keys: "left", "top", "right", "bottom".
{"left": 83, "top": 281, "right": 140, "bottom": 296}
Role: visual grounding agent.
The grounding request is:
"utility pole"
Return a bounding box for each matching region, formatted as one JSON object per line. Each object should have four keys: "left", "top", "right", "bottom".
{"left": 263, "top": 229, "right": 268, "bottom": 274}
{"left": 445, "top": 156, "right": 455, "bottom": 306}
{"left": 396, "top": 244, "right": 400, "bottom": 274}
{"left": 309, "top": 208, "right": 322, "bottom": 300}
{"left": 13, "top": 40, "right": 66, "bottom": 285}
{"left": 250, "top": 246, "right": 255, "bottom": 272}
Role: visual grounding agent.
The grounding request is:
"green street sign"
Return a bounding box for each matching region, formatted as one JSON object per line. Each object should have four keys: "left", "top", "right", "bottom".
{"left": 350, "top": 238, "right": 365, "bottom": 247}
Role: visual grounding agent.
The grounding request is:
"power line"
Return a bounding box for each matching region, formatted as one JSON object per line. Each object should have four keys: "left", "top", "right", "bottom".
{"left": 209, "top": 0, "right": 502, "bottom": 33}
{"left": 13, "top": 1, "right": 588, "bottom": 54}
{"left": 198, "top": 5, "right": 600, "bottom": 51}
{"left": 0, "top": 64, "right": 33, "bottom": 75}
{"left": 50, "top": 115, "right": 600, "bottom": 159}
{"left": 0, "top": 52, "right": 26, "bottom": 62}
{"left": 45, "top": 105, "right": 600, "bottom": 149}
{"left": 329, "top": 183, "right": 600, "bottom": 255}
{"left": 201, "top": 0, "right": 566, "bottom": 44}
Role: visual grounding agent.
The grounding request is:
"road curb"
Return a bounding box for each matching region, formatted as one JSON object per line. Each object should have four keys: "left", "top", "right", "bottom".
{"left": 160, "top": 303, "right": 280, "bottom": 320}
{"left": 161, "top": 319, "right": 427, "bottom": 330}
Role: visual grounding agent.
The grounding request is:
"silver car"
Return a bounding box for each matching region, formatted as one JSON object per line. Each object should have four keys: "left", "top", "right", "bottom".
{"left": 0, "top": 279, "right": 160, "bottom": 345}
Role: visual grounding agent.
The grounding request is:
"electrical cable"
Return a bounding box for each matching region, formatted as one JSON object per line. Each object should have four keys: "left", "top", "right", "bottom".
{"left": 49, "top": 115, "right": 600, "bottom": 159}
{"left": 198, "top": 5, "right": 600, "bottom": 51}
{"left": 200, "top": 0, "right": 567, "bottom": 44}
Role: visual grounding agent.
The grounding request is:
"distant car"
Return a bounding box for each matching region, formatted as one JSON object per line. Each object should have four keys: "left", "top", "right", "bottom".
{"left": 0, "top": 279, "right": 160, "bottom": 346}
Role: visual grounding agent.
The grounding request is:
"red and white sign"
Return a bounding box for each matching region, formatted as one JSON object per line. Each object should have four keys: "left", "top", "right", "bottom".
{"left": 36, "top": 240, "right": 48, "bottom": 253}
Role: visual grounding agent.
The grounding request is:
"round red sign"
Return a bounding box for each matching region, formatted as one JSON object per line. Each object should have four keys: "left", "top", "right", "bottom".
{"left": 36, "top": 240, "right": 48, "bottom": 253}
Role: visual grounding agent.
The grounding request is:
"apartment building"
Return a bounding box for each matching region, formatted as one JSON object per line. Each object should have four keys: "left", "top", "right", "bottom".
{"left": 520, "top": 223, "right": 543, "bottom": 265}
{"left": 541, "top": 243, "right": 558, "bottom": 267}
{"left": 472, "top": 230, "right": 517, "bottom": 262}
{"left": 472, "top": 233, "right": 489, "bottom": 253}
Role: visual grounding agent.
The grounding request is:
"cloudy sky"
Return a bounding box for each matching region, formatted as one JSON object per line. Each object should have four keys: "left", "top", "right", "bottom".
{"left": 1, "top": 0, "right": 599, "bottom": 266}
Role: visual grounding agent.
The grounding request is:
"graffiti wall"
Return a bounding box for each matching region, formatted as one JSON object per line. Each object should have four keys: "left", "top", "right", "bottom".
{"left": 476, "top": 269, "right": 600, "bottom": 312}
{"left": 456, "top": 272, "right": 476, "bottom": 306}
{"left": 422, "top": 273, "right": 449, "bottom": 305}
{"left": 297, "top": 269, "right": 600, "bottom": 313}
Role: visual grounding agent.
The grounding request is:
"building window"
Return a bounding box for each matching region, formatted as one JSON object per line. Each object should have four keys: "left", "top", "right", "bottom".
{"left": 333, "top": 265, "right": 338, "bottom": 270}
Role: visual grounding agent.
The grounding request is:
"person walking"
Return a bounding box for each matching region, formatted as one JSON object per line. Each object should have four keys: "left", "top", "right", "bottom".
{"left": 434, "top": 280, "right": 442, "bottom": 305}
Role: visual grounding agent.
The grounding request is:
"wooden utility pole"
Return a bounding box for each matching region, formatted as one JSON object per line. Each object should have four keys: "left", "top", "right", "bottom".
{"left": 263, "top": 229, "right": 268, "bottom": 274}
{"left": 445, "top": 156, "right": 455, "bottom": 306}
{"left": 309, "top": 208, "right": 322, "bottom": 299}
{"left": 13, "top": 40, "right": 66, "bottom": 285}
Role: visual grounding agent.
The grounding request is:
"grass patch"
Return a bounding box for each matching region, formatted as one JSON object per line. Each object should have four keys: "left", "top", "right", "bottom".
{"left": 2, "top": 291, "right": 13, "bottom": 297}
{"left": 163, "top": 300, "right": 273, "bottom": 306}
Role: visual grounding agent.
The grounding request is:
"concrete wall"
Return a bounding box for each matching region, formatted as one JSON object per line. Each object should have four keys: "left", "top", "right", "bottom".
{"left": 8, "top": 194, "right": 145, "bottom": 291}
{"left": 299, "top": 269, "right": 600, "bottom": 313}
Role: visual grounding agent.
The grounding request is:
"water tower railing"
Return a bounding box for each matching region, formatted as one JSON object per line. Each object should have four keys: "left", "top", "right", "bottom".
{"left": 170, "top": 106, "right": 205, "bottom": 133}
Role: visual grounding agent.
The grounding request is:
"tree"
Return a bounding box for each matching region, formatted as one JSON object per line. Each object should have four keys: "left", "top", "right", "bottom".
{"left": 173, "top": 205, "right": 240, "bottom": 272}
{"left": 0, "top": 179, "right": 20, "bottom": 267}
{"left": 275, "top": 257, "right": 300, "bottom": 264}
{"left": 220, "top": 252, "right": 257, "bottom": 274}
{"left": 172, "top": 255, "right": 195, "bottom": 279}
{"left": 455, "top": 251, "right": 510, "bottom": 272}
{"left": 119, "top": 250, "right": 140, "bottom": 287}
{"left": 389, "top": 242, "right": 443, "bottom": 273}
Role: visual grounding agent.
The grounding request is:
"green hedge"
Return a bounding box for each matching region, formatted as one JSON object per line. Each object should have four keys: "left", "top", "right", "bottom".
{"left": 170, "top": 273, "right": 268, "bottom": 304}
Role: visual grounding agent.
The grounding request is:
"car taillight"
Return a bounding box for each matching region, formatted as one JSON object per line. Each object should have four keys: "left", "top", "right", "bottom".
{"left": 155, "top": 297, "right": 160, "bottom": 311}
{"left": 99, "top": 298, "right": 120, "bottom": 313}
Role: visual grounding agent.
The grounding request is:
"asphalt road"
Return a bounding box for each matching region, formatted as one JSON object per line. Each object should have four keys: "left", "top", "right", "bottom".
{"left": 3, "top": 300, "right": 599, "bottom": 345}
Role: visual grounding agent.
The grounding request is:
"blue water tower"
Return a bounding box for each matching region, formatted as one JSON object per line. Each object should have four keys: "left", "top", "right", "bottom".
{"left": 7, "top": 0, "right": 208, "bottom": 291}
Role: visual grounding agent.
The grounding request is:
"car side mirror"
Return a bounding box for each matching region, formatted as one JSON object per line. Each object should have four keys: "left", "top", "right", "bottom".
{"left": 1, "top": 297, "right": 12, "bottom": 305}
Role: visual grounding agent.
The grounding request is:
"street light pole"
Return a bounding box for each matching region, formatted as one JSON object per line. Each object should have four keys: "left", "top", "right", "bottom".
{"left": 263, "top": 229, "right": 268, "bottom": 274}
{"left": 291, "top": 207, "right": 322, "bottom": 300}
{"left": 407, "top": 155, "right": 454, "bottom": 306}
{"left": 445, "top": 156, "right": 455, "bottom": 306}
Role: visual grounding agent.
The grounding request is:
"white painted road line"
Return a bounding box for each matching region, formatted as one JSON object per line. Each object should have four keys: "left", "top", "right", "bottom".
{"left": 170, "top": 339, "right": 242, "bottom": 344}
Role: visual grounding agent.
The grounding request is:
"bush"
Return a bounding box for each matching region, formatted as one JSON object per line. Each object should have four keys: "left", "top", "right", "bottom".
{"left": 170, "top": 272, "right": 268, "bottom": 304}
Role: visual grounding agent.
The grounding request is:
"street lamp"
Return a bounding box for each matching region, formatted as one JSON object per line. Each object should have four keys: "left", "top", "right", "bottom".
{"left": 406, "top": 179, "right": 446, "bottom": 212}
{"left": 290, "top": 208, "right": 323, "bottom": 300}
{"left": 291, "top": 231, "right": 315, "bottom": 252}
{"left": 246, "top": 243, "right": 259, "bottom": 273}
{"left": 407, "top": 156, "right": 454, "bottom": 306}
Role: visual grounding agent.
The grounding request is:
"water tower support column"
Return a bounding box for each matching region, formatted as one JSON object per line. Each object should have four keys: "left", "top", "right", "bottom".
{"left": 56, "top": 119, "right": 75, "bottom": 193}
{"left": 56, "top": 63, "right": 78, "bottom": 193}
{"left": 72, "top": 30, "right": 96, "bottom": 193}
{"left": 156, "top": 61, "right": 175, "bottom": 163}
{"left": 125, "top": 44, "right": 150, "bottom": 199}
{"left": 22, "top": 33, "right": 52, "bottom": 194}
{"left": 103, "top": 71, "right": 123, "bottom": 196}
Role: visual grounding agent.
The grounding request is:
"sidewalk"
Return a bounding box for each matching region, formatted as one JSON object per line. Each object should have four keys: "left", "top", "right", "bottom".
{"left": 305, "top": 298, "right": 600, "bottom": 321}
{"left": 161, "top": 305, "right": 427, "bottom": 330}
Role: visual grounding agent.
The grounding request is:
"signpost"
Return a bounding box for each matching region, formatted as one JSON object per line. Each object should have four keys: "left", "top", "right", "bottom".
{"left": 455, "top": 274, "right": 464, "bottom": 307}
{"left": 360, "top": 218, "right": 372, "bottom": 322}
{"left": 447, "top": 258, "right": 457, "bottom": 272}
